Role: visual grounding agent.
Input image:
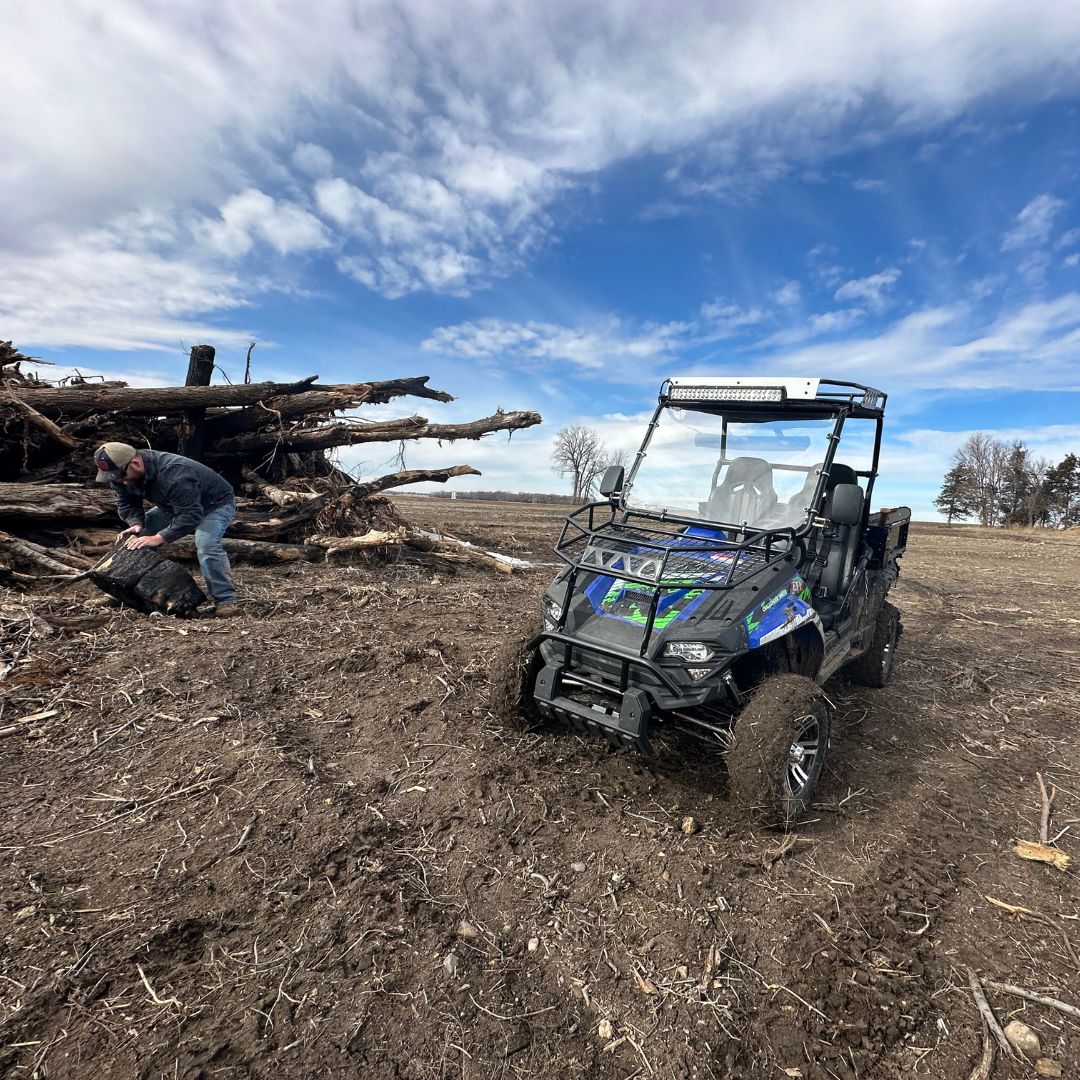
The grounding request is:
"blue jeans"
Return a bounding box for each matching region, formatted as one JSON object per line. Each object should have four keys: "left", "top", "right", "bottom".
{"left": 145, "top": 500, "right": 237, "bottom": 604}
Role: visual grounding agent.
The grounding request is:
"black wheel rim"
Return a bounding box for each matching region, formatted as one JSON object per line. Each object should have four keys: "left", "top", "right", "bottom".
{"left": 881, "top": 620, "right": 898, "bottom": 679}
{"left": 786, "top": 716, "right": 821, "bottom": 800}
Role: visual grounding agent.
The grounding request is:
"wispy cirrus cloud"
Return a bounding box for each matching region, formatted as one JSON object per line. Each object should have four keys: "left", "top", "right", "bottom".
{"left": 761, "top": 294, "right": 1080, "bottom": 392}
{"left": 834, "top": 267, "right": 902, "bottom": 311}
{"left": 1001, "top": 194, "right": 1067, "bottom": 251}
{"left": 422, "top": 316, "right": 690, "bottom": 372}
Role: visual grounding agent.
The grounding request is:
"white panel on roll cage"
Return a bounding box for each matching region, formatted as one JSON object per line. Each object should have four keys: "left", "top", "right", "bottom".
{"left": 668, "top": 376, "right": 819, "bottom": 399}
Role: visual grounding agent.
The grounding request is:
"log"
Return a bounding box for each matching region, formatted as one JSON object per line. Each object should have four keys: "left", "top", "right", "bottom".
{"left": 165, "top": 536, "right": 324, "bottom": 564}
{"left": 178, "top": 344, "right": 215, "bottom": 460}
{"left": 1, "top": 530, "right": 91, "bottom": 576}
{"left": 0, "top": 483, "right": 117, "bottom": 521}
{"left": 228, "top": 464, "right": 480, "bottom": 539}
{"left": 206, "top": 377, "right": 454, "bottom": 438}
{"left": 3, "top": 374, "right": 454, "bottom": 419}
{"left": 209, "top": 410, "right": 542, "bottom": 457}
{"left": 3, "top": 385, "right": 79, "bottom": 449}
{"left": 241, "top": 468, "right": 319, "bottom": 506}
{"left": 4, "top": 376, "right": 320, "bottom": 416}
{"left": 89, "top": 545, "right": 207, "bottom": 615}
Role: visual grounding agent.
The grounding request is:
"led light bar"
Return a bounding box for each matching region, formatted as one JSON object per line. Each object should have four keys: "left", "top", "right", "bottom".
{"left": 669, "top": 385, "right": 784, "bottom": 403}
{"left": 667, "top": 376, "right": 819, "bottom": 404}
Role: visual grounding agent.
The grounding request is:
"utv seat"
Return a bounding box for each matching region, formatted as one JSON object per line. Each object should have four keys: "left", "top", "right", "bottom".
{"left": 706, "top": 457, "right": 778, "bottom": 527}
{"left": 816, "top": 463, "right": 864, "bottom": 609}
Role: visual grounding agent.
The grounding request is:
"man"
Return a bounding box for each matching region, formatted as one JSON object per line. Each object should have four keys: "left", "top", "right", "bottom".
{"left": 94, "top": 442, "right": 240, "bottom": 617}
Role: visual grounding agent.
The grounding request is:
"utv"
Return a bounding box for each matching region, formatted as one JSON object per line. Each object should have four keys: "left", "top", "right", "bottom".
{"left": 506, "top": 376, "right": 910, "bottom": 825}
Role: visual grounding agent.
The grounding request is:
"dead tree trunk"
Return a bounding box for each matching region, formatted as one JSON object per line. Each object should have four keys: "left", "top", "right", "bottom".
{"left": 0, "top": 483, "right": 117, "bottom": 521}
{"left": 209, "top": 410, "right": 541, "bottom": 457}
{"left": 178, "top": 344, "right": 215, "bottom": 461}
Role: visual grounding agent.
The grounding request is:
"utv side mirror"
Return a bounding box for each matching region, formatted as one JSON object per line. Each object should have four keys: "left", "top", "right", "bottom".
{"left": 599, "top": 465, "right": 624, "bottom": 500}
{"left": 828, "top": 483, "right": 864, "bottom": 526}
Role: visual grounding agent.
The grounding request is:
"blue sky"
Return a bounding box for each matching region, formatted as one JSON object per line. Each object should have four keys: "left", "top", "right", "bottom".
{"left": 4, "top": 2, "right": 1080, "bottom": 517}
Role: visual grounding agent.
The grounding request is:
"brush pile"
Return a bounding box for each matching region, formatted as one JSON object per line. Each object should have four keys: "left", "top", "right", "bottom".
{"left": 0, "top": 341, "right": 541, "bottom": 582}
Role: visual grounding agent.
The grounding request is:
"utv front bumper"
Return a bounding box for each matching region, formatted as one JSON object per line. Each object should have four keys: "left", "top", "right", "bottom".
{"left": 531, "top": 632, "right": 735, "bottom": 753}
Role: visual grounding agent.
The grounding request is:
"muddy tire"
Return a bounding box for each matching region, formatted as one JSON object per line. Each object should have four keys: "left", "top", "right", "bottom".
{"left": 488, "top": 622, "right": 544, "bottom": 731}
{"left": 728, "top": 673, "right": 831, "bottom": 827}
{"left": 843, "top": 600, "right": 901, "bottom": 688}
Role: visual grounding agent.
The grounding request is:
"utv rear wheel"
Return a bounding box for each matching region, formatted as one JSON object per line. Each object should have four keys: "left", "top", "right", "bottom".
{"left": 843, "top": 601, "right": 900, "bottom": 688}
{"left": 488, "top": 622, "right": 544, "bottom": 731}
{"left": 728, "top": 674, "right": 832, "bottom": 827}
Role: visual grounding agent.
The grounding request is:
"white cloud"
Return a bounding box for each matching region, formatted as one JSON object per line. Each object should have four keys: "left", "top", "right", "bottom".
{"left": 852, "top": 178, "right": 889, "bottom": 192}
{"left": 834, "top": 267, "right": 901, "bottom": 311}
{"left": 758, "top": 307, "right": 865, "bottom": 347}
{"left": 291, "top": 143, "right": 335, "bottom": 179}
{"left": 0, "top": 218, "right": 257, "bottom": 352}
{"left": 200, "top": 188, "right": 329, "bottom": 257}
{"left": 4, "top": 0, "right": 1080, "bottom": 321}
{"left": 773, "top": 281, "right": 802, "bottom": 307}
{"left": 422, "top": 316, "right": 689, "bottom": 372}
{"left": 1065, "top": 253, "right": 1080, "bottom": 268}
{"left": 1001, "top": 194, "right": 1067, "bottom": 251}
{"left": 760, "top": 293, "right": 1080, "bottom": 392}
{"left": 1056, "top": 227, "right": 1080, "bottom": 251}
{"left": 698, "top": 299, "right": 766, "bottom": 335}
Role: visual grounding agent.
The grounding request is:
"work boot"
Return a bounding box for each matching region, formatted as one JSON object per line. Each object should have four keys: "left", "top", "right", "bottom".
{"left": 214, "top": 602, "right": 240, "bottom": 619}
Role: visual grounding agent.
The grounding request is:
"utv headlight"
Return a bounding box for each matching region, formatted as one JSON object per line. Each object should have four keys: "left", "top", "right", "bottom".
{"left": 663, "top": 642, "right": 714, "bottom": 663}
{"left": 542, "top": 596, "right": 563, "bottom": 631}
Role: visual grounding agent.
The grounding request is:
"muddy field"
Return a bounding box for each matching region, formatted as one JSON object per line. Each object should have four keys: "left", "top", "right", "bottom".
{"left": 2, "top": 501, "right": 1079, "bottom": 1080}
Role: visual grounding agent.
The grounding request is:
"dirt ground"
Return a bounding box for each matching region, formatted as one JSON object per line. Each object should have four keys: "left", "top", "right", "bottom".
{"left": 2, "top": 500, "right": 1079, "bottom": 1080}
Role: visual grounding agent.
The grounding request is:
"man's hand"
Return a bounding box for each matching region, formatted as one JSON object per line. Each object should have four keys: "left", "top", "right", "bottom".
{"left": 125, "top": 532, "right": 167, "bottom": 551}
{"left": 116, "top": 524, "right": 143, "bottom": 543}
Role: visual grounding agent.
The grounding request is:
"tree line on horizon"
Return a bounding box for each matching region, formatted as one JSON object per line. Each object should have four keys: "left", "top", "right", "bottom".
{"left": 935, "top": 434, "right": 1079, "bottom": 528}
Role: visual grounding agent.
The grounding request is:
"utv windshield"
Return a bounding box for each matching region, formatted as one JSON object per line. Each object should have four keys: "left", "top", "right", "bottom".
{"left": 624, "top": 406, "right": 841, "bottom": 531}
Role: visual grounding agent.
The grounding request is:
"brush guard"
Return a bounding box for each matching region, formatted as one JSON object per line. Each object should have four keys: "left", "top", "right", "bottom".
{"left": 536, "top": 505, "right": 799, "bottom": 751}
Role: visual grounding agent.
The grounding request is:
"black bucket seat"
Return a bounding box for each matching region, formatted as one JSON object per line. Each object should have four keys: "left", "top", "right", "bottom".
{"left": 706, "top": 457, "right": 778, "bottom": 527}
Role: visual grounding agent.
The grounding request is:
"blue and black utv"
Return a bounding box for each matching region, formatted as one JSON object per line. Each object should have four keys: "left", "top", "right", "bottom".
{"left": 499, "top": 376, "right": 910, "bottom": 825}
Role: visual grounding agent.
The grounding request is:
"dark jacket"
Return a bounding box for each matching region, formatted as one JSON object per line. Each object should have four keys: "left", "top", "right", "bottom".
{"left": 110, "top": 450, "right": 234, "bottom": 542}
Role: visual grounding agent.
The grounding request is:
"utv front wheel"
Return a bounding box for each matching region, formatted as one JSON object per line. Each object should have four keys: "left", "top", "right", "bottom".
{"left": 843, "top": 601, "right": 900, "bottom": 688}
{"left": 488, "top": 622, "right": 544, "bottom": 731}
{"left": 728, "top": 674, "right": 832, "bottom": 827}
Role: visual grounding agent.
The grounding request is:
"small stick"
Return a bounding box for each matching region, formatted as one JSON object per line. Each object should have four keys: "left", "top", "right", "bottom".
{"left": 985, "top": 980, "right": 1080, "bottom": 1019}
{"left": 966, "top": 1022, "right": 994, "bottom": 1080}
{"left": 986, "top": 895, "right": 1080, "bottom": 970}
{"left": 1037, "top": 772, "right": 1056, "bottom": 845}
{"left": 966, "top": 968, "right": 1015, "bottom": 1059}
{"left": 136, "top": 963, "right": 182, "bottom": 1008}
{"left": 229, "top": 813, "right": 258, "bottom": 855}
{"left": 74, "top": 716, "right": 138, "bottom": 761}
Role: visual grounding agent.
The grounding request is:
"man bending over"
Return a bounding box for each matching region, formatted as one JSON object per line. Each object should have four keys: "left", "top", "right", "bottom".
{"left": 94, "top": 442, "right": 240, "bottom": 618}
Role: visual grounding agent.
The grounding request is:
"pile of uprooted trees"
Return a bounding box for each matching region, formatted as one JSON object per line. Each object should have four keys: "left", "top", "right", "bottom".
{"left": 0, "top": 341, "right": 541, "bottom": 582}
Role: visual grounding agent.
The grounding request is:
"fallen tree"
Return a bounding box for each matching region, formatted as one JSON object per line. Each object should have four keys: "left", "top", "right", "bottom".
{"left": 0, "top": 340, "right": 543, "bottom": 586}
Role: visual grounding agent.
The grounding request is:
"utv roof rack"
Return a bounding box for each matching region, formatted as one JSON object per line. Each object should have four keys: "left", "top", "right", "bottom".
{"left": 663, "top": 376, "right": 886, "bottom": 417}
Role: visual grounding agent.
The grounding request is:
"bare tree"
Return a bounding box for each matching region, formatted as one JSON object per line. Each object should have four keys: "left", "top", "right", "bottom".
{"left": 552, "top": 425, "right": 607, "bottom": 500}
{"left": 954, "top": 433, "right": 1008, "bottom": 526}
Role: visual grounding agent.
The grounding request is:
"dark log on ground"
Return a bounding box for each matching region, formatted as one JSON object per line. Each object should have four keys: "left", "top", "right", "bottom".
{"left": 0, "top": 483, "right": 117, "bottom": 521}
{"left": 166, "top": 536, "right": 324, "bottom": 564}
{"left": 178, "top": 345, "right": 215, "bottom": 460}
{"left": 90, "top": 545, "right": 207, "bottom": 615}
{"left": 209, "top": 410, "right": 541, "bottom": 457}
